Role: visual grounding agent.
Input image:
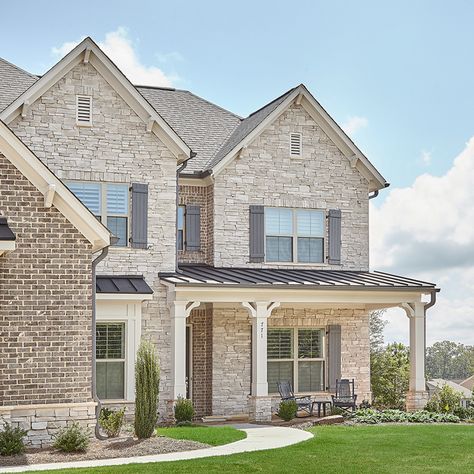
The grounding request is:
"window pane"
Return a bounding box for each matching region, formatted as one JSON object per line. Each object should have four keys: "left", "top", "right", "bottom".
{"left": 96, "top": 361, "right": 125, "bottom": 399}
{"left": 298, "top": 361, "right": 324, "bottom": 392}
{"left": 107, "top": 184, "right": 129, "bottom": 215}
{"left": 268, "top": 361, "right": 293, "bottom": 394}
{"left": 266, "top": 236, "right": 292, "bottom": 262}
{"left": 268, "top": 328, "right": 293, "bottom": 359}
{"left": 107, "top": 216, "right": 128, "bottom": 247}
{"left": 177, "top": 206, "right": 185, "bottom": 230}
{"left": 297, "top": 210, "right": 324, "bottom": 237}
{"left": 96, "top": 323, "right": 125, "bottom": 359}
{"left": 177, "top": 229, "right": 184, "bottom": 250}
{"left": 67, "top": 182, "right": 101, "bottom": 215}
{"left": 265, "top": 208, "right": 292, "bottom": 235}
{"left": 297, "top": 237, "right": 323, "bottom": 263}
{"left": 298, "top": 329, "right": 324, "bottom": 358}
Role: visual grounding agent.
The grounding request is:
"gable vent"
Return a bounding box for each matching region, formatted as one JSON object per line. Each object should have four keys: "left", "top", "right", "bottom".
{"left": 76, "top": 95, "right": 92, "bottom": 126}
{"left": 290, "top": 132, "right": 302, "bottom": 156}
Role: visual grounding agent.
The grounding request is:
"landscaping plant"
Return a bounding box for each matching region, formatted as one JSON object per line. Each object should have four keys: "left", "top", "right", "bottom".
{"left": 174, "top": 397, "right": 195, "bottom": 425}
{"left": 453, "top": 406, "right": 474, "bottom": 421}
{"left": 425, "top": 384, "right": 463, "bottom": 414}
{"left": 351, "top": 408, "right": 460, "bottom": 424}
{"left": 53, "top": 422, "right": 90, "bottom": 453}
{"left": 135, "top": 339, "right": 160, "bottom": 439}
{"left": 0, "top": 421, "right": 28, "bottom": 456}
{"left": 98, "top": 407, "right": 125, "bottom": 438}
{"left": 277, "top": 400, "right": 298, "bottom": 421}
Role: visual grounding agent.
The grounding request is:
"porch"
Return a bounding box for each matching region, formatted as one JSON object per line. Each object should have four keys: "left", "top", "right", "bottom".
{"left": 160, "top": 266, "right": 438, "bottom": 421}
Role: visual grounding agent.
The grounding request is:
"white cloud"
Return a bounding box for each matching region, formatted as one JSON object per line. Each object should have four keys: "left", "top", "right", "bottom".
{"left": 371, "top": 137, "right": 474, "bottom": 345}
{"left": 421, "top": 150, "right": 432, "bottom": 166}
{"left": 342, "top": 116, "right": 368, "bottom": 136}
{"left": 52, "top": 28, "right": 177, "bottom": 87}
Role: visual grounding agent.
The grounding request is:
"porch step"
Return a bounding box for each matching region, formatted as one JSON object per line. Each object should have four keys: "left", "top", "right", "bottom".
{"left": 202, "top": 414, "right": 249, "bottom": 423}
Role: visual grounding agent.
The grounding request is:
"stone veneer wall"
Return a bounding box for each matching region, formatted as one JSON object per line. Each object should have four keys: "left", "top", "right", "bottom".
{"left": 212, "top": 103, "right": 370, "bottom": 270}
{"left": 188, "top": 306, "right": 213, "bottom": 417}
{"left": 211, "top": 305, "right": 370, "bottom": 416}
{"left": 178, "top": 184, "right": 214, "bottom": 265}
{"left": 8, "top": 62, "right": 178, "bottom": 418}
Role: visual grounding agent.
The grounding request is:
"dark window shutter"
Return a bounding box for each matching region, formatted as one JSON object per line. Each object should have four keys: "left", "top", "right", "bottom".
{"left": 327, "top": 325, "right": 342, "bottom": 391}
{"left": 185, "top": 205, "right": 201, "bottom": 251}
{"left": 328, "top": 209, "right": 342, "bottom": 264}
{"left": 130, "top": 183, "right": 148, "bottom": 249}
{"left": 249, "top": 205, "right": 264, "bottom": 262}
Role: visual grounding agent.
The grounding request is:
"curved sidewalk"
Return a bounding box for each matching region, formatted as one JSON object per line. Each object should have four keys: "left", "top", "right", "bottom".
{"left": 0, "top": 424, "right": 313, "bottom": 473}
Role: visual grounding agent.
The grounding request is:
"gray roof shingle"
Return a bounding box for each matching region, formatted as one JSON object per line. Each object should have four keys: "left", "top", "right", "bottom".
{"left": 0, "top": 58, "right": 38, "bottom": 112}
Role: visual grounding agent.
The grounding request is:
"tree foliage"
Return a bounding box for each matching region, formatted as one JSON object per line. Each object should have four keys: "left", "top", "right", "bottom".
{"left": 369, "top": 310, "right": 387, "bottom": 353}
{"left": 426, "top": 341, "right": 474, "bottom": 380}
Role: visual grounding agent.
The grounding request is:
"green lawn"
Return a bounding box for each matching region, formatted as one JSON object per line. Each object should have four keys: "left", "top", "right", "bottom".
{"left": 31, "top": 424, "right": 474, "bottom": 474}
{"left": 156, "top": 425, "right": 246, "bottom": 446}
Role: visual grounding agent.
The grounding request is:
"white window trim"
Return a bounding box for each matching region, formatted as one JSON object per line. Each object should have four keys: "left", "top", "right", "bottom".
{"left": 268, "top": 327, "right": 326, "bottom": 395}
{"left": 76, "top": 95, "right": 93, "bottom": 127}
{"left": 67, "top": 180, "right": 130, "bottom": 247}
{"left": 264, "top": 207, "right": 326, "bottom": 264}
{"left": 97, "top": 301, "right": 142, "bottom": 401}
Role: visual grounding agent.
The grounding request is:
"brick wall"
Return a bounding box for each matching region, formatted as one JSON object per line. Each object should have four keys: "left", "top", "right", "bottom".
{"left": 0, "top": 154, "right": 93, "bottom": 406}
{"left": 212, "top": 103, "right": 370, "bottom": 270}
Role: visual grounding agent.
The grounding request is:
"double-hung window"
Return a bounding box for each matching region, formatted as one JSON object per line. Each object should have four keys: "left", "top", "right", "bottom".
{"left": 177, "top": 205, "right": 185, "bottom": 250}
{"left": 267, "top": 328, "right": 325, "bottom": 393}
{"left": 67, "top": 181, "right": 129, "bottom": 247}
{"left": 96, "top": 322, "right": 126, "bottom": 400}
{"left": 265, "top": 208, "right": 325, "bottom": 263}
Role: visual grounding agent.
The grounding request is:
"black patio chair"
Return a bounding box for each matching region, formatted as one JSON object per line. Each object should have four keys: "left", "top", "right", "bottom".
{"left": 331, "top": 379, "right": 357, "bottom": 413}
{"left": 277, "top": 381, "right": 312, "bottom": 417}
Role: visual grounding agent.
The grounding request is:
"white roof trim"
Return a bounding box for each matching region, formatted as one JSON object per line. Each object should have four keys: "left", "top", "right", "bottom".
{"left": 0, "top": 37, "right": 191, "bottom": 163}
{"left": 211, "top": 85, "right": 387, "bottom": 192}
{"left": 0, "top": 121, "right": 110, "bottom": 252}
{"left": 96, "top": 293, "right": 153, "bottom": 301}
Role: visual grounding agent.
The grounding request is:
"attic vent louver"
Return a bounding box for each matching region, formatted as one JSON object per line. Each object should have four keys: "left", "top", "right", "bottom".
{"left": 290, "top": 132, "right": 302, "bottom": 156}
{"left": 76, "top": 95, "right": 92, "bottom": 126}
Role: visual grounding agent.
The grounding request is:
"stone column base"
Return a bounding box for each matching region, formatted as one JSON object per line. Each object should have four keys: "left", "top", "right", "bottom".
{"left": 0, "top": 402, "right": 97, "bottom": 448}
{"left": 248, "top": 396, "right": 272, "bottom": 422}
{"left": 165, "top": 399, "right": 176, "bottom": 424}
{"left": 406, "top": 391, "right": 429, "bottom": 411}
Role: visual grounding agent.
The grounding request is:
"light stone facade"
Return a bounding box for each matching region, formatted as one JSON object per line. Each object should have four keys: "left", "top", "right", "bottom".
{"left": 212, "top": 103, "right": 370, "bottom": 270}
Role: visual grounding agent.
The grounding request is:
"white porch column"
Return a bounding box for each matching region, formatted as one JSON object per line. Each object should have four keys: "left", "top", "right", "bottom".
{"left": 170, "top": 301, "right": 200, "bottom": 400}
{"left": 403, "top": 301, "right": 429, "bottom": 411}
{"left": 242, "top": 301, "right": 280, "bottom": 421}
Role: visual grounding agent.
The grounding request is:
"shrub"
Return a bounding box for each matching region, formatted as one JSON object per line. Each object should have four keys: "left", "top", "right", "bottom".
{"left": 277, "top": 400, "right": 298, "bottom": 421}
{"left": 98, "top": 407, "right": 125, "bottom": 438}
{"left": 135, "top": 339, "right": 160, "bottom": 439}
{"left": 53, "top": 422, "right": 90, "bottom": 453}
{"left": 174, "top": 397, "right": 195, "bottom": 424}
{"left": 330, "top": 406, "right": 345, "bottom": 417}
{"left": 453, "top": 406, "right": 474, "bottom": 421}
{"left": 425, "top": 384, "right": 463, "bottom": 414}
{"left": 0, "top": 422, "right": 27, "bottom": 456}
{"left": 351, "top": 408, "right": 460, "bottom": 424}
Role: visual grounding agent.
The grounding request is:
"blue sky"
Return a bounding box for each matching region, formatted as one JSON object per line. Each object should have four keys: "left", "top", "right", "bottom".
{"left": 1, "top": 1, "right": 473, "bottom": 345}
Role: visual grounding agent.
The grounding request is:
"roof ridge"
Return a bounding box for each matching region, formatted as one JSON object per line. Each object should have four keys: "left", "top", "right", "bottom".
{"left": 0, "top": 57, "right": 38, "bottom": 80}
{"left": 246, "top": 85, "right": 298, "bottom": 118}
{"left": 135, "top": 84, "right": 178, "bottom": 91}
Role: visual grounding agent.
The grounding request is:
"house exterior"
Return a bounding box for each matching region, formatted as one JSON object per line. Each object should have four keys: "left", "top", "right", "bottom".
{"left": 0, "top": 37, "right": 438, "bottom": 444}
{"left": 461, "top": 375, "right": 474, "bottom": 393}
{"left": 427, "top": 379, "right": 472, "bottom": 408}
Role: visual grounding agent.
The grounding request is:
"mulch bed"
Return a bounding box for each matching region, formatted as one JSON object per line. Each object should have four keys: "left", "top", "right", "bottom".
{"left": 0, "top": 435, "right": 209, "bottom": 467}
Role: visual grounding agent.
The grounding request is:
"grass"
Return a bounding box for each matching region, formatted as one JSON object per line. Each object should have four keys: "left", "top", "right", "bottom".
{"left": 156, "top": 424, "right": 246, "bottom": 446}
{"left": 28, "top": 424, "right": 474, "bottom": 474}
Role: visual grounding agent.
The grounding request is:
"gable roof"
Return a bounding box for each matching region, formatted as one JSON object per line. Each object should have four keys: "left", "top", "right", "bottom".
{"left": 0, "top": 57, "right": 38, "bottom": 112}
{"left": 461, "top": 375, "right": 474, "bottom": 391}
{"left": 0, "top": 38, "right": 192, "bottom": 162}
{"left": 427, "top": 379, "right": 473, "bottom": 398}
{"left": 0, "top": 121, "right": 110, "bottom": 251}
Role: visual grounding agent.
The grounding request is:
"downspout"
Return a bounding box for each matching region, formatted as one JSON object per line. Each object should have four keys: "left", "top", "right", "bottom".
{"left": 423, "top": 289, "right": 439, "bottom": 381}
{"left": 176, "top": 160, "right": 188, "bottom": 273}
{"left": 369, "top": 183, "right": 390, "bottom": 200}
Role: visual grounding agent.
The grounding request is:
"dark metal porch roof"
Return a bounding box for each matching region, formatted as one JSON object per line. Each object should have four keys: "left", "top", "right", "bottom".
{"left": 0, "top": 217, "right": 16, "bottom": 241}
{"left": 159, "top": 265, "right": 437, "bottom": 290}
{"left": 96, "top": 275, "right": 153, "bottom": 294}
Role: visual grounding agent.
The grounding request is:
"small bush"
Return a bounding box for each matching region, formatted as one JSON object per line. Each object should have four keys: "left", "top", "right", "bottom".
{"left": 99, "top": 407, "right": 125, "bottom": 438}
{"left": 425, "top": 385, "right": 463, "bottom": 414}
{"left": 277, "top": 400, "right": 298, "bottom": 421}
{"left": 351, "top": 408, "right": 460, "bottom": 424}
{"left": 0, "top": 422, "right": 27, "bottom": 456}
{"left": 330, "top": 406, "right": 345, "bottom": 417}
{"left": 174, "top": 397, "right": 195, "bottom": 424}
{"left": 53, "top": 422, "right": 90, "bottom": 453}
{"left": 453, "top": 406, "right": 474, "bottom": 421}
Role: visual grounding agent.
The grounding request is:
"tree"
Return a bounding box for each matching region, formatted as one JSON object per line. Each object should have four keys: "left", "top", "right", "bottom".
{"left": 369, "top": 310, "right": 388, "bottom": 353}
{"left": 371, "top": 342, "right": 410, "bottom": 409}
{"left": 426, "top": 341, "right": 474, "bottom": 380}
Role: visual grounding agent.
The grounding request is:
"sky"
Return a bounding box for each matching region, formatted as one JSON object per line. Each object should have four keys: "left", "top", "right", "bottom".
{"left": 1, "top": 0, "right": 473, "bottom": 346}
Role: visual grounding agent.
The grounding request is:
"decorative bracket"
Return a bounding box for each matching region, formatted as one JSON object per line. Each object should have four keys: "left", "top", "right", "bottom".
{"left": 242, "top": 301, "right": 280, "bottom": 318}
{"left": 44, "top": 184, "right": 56, "bottom": 208}
{"left": 83, "top": 48, "right": 91, "bottom": 64}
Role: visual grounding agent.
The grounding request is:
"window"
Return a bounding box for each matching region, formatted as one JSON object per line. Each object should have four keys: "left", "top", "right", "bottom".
{"left": 177, "top": 205, "right": 185, "bottom": 250}
{"left": 268, "top": 328, "right": 325, "bottom": 394}
{"left": 265, "top": 208, "right": 324, "bottom": 263}
{"left": 290, "top": 133, "right": 302, "bottom": 157}
{"left": 67, "top": 181, "right": 129, "bottom": 247}
{"left": 76, "top": 95, "right": 92, "bottom": 126}
{"left": 96, "top": 323, "right": 125, "bottom": 400}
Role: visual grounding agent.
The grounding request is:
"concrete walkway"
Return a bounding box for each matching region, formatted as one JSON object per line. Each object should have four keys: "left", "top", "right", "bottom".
{"left": 0, "top": 424, "right": 313, "bottom": 473}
